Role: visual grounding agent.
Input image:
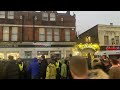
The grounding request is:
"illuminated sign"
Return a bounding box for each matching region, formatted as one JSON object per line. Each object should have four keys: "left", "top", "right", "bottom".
{"left": 77, "top": 43, "right": 100, "bottom": 51}
{"left": 106, "top": 46, "right": 120, "bottom": 50}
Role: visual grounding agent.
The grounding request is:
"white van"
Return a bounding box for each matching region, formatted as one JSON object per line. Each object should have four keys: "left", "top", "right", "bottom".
{"left": 94, "top": 50, "right": 120, "bottom": 59}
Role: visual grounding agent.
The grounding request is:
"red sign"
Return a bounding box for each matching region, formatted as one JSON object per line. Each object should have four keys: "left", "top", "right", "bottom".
{"left": 106, "top": 46, "right": 120, "bottom": 50}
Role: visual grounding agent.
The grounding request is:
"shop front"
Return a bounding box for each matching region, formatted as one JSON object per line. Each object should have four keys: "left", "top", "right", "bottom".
{"left": 0, "top": 52, "right": 4, "bottom": 60}
{"left": 50, "top": 51, "right": 61, "bottom": 58}
{"left": 7, "top": 52, "right": 20, "bottom": 60}
{"left": 37, "top": 51, "right": 49, "bottom": 58}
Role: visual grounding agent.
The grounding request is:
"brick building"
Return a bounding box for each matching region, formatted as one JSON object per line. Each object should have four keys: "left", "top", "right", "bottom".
{"left": 0, "top": 11, "right": 76, "bottom": 60}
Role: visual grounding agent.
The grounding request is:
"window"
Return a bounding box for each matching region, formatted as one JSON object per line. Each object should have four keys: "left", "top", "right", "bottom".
{"left": 11, "top": 27, "right": 18, "bottom": 41}
{"left": 20, "top": 15, "right": 22, "bottom": 19}
{"left": 50, "top": 13, "right": 56, "bottom": 21}
{"left": 65, "top": 29, "right": 70, "bottom": 41}
{"left": 42, "top": 12, "right": 48, "bottom": 21}
{"left": 34, "top": 16, "right": 37, "bottom": 20}
{"left": 3, "top": 27, "right": 9, "bottom": 41}
{"left": 104, "top": 36, "right": 109, "bottom": 45}
{"left": 39, "top": 28, "right": 45, "bottom": 41}
{"left": 111, "top": 38, "right": 115, "bottom": 45}
{"left": 86, "top": 36, "right": 91, "bottom": 43}
{"left": 115, "top": 36, "right": 119, "bottom": 45}
{"left": 25, "top": 51, "right": 32, "bottom": 59}
{"left": 47, "top": 28, "right": 52, "bottom": 41}
{"left": 0, "top": 11, "right": 5, "bottom": 18}
{"left": 54, "top": 29, "right": 60, "bottom": 41}
{"left": 61, "top": 18, "right": 64, "bottom": 21}
{"left": 8, "top": 11, "right": 14, "bottom": 19}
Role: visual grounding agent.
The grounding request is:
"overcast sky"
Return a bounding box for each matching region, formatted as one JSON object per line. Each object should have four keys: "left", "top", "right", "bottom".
{"left": 58, "top": 11, "right": 120, "bottom": 35}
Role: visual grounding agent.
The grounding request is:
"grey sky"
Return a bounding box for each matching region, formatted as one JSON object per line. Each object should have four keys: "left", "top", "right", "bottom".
{"left": 58, "top": 11, "right": 120, "bottom": 35}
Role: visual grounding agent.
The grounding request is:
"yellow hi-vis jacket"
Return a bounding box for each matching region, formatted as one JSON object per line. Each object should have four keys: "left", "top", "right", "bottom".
{"left": 19, "top": 62, "right": 23, "bottom": 71}
{"left": 56, "top": 61, "right": 59, "bottom": 69}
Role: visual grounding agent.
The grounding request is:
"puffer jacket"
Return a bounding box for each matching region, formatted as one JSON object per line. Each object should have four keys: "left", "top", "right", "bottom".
{"left": 46, "top": 63, "right": 56, "bottom": 79}
{"left": 88, "top": 69, "right": 109, "bottom": 79}
{"left": 28, "top": 58, "right": 40, "bottom": 78}
{"left": 3, "top": 60, "right": 20, "bottom": 79}
{"left": 61, "top": 60, "right": 67, "bottom": 78}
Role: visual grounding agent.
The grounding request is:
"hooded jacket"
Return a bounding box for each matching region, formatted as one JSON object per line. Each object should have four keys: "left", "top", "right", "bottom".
{"left": 41, "top": 59, "right": 48, "bottom": 78}
{"left": 46, "top": 63, "right": 56, "bottom": 79}
{"left": 61, "top": 60, "right": 67, "bottom": 78}
{"left": 28, "top": 58, "right": 40, "bottom": 77}
{"left": 3, "top": 60, "right": 20, "bottom": 79}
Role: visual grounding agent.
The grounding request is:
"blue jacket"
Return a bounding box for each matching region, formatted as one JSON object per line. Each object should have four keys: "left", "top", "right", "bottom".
{"left": 28, "top": 58, "right": 40, "bottom": 76}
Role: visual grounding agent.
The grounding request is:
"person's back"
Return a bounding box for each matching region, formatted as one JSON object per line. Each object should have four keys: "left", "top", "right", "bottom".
{"left": 28, "top": 58, "right": 40, "bottom": 79}
{"left": 61, "top": 60, "right": 67, "bottom": 79}
{"left": 0, "top": 61, "right": 4, "bottom": 79}
{"left": 41, "top": 56, "right": 48, "bottom": 79}
{"left": 46, "top": 60, "right": 56, "bottom": 79}
{"left": 3, "top": 58, "right": 20, "bottom": 79}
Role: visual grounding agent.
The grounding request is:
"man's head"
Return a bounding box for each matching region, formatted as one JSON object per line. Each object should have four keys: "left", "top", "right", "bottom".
{"left": 41, "top": 55, "right": 45, "bottom": 60}
{"left": 69, "top": 56, "right": 88, "bottom": 79}
{"left": 8, "top": 56, "right": 14, "bottom": 60}
{"left": 69, "top": 54, "right": 72, "bottom": 57}
{"left": 101, "top": 55, "right": 106, "bottom": 59}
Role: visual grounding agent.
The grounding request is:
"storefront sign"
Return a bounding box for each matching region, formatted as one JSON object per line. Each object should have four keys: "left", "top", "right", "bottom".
{"left": 106, "top": 46, "right": 120, "bottom": 50}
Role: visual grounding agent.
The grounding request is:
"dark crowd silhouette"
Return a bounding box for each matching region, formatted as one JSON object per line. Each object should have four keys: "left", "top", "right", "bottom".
{"left": 0, "top": 53, "right": 120, "bottom": 79}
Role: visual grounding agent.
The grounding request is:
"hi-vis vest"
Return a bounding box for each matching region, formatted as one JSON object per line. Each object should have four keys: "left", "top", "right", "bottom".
{"left": 19, "top": 62, "right": 23, "bottom": 71}
{"left": 56, "top": 62, "right": 59, "bottom": 69}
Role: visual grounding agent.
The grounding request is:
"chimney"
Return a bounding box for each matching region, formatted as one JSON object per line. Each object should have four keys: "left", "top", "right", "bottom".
{"left": 110, "top": 23, "right": 113, "bottom": 26}
{"left": 66, "top": 11, "right": 70, "bottom": 15}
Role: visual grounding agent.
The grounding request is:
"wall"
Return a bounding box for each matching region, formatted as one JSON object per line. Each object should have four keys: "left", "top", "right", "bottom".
{"left": 98, "top": 25, "right": 120, "bottom": 46}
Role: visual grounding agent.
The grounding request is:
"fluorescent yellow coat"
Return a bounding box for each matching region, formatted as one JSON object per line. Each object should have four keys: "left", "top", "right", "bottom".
{"left": 46, "top": 63, "right": 56, "bottom": 79}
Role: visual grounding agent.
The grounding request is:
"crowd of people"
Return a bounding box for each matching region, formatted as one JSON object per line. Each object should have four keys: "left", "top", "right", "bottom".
{"left": 0, "top": 53, "right": 120, "bottom": 79}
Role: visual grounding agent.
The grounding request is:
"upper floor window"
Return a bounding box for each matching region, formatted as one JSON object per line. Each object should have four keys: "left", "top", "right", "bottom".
{"left": 86, "top": 36, "right": 91, "bottom": 43}
{"left": 50, "top": 13, "right": 56, "bottom": 21}
{"left": 39, "top": 28, "right": 45, "bottom": 41}
{"left": 0, "top": 11, "right": 5, "bottom": 18}
{"left": 104, "top": 36, "right": 109, "bottom": 45}
{"left": 115, "top": 36, "right": 119, "bottom": 45}
{"left": 47, "top": 28, "right": 52, "bottom": 41}
{"left": 20, "top": 15, "right": 22, "bottom": 19}
{"left": 3, "top": 27, "right": 9, "bottom": 41}
{"left": 65, "top": 29, "right": 70, "bottom": 41}
{"left": 34, "top": 16, "right": 37, "bottom": 20}
{"left": 61, "top": 18, "right": 64, "bottom": 21}
{"left": 42, "top": 12, "right": 48, "bottom": 21}
{"left": 54, "top": 29, "right": 60, "bottom": 41}
{"left": 11, "top": 27, "right": 18, "bottom": 41}
{"left": 8, "top": 11, "right": 14, "bottom": 19}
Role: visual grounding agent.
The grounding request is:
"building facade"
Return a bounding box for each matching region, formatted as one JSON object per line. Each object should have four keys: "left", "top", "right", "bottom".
{"left": 78, "top": 23, "right": 120, "bottom": 57}
{"left": 0, "top": 11, "right": 76, "bottom": 60}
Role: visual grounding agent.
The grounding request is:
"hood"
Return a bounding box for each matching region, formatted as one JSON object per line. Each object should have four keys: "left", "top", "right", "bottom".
{"left": 33, "top": 58, "right": 38, "bottom": 62}
{"left": 49, "top": 63, "right": 55, "bottom": 67}
{"left": 61, "top": 60, "right": 65, "bottom": 64}
{"left": 88, "top": 69, "right": 109, "bottom": 79}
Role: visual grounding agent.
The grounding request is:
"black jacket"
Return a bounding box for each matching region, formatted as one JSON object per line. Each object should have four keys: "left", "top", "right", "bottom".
{"left": 3, "top": 60, "right": 20, "bottom": 79}
{"left": 40, "top": 59, "right": 48, "bottom": 79}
